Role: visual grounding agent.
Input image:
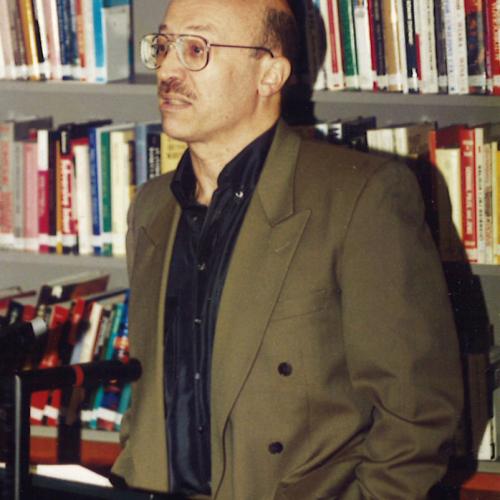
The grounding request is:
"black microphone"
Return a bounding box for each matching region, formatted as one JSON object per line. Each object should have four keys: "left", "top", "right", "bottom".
{"left": 0, "top": 318, "right": 47, "bottom": 374}
{"left": 0, "top": 317, "right": 47, "bottom": 348}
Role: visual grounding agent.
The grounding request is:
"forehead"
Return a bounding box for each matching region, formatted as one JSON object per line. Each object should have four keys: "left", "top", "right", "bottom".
{"left": 162, "top": 0, "right": 262, "bottom": 39}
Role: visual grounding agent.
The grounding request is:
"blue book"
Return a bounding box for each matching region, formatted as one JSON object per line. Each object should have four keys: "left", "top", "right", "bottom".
{"left": 89, "top": 127, "right": 103, "bottom": 255}
{"left": 135, "top": 121, "right": 161, "bottom": 187}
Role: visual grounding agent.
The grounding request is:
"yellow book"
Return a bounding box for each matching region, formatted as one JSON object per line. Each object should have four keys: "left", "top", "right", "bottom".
{"left": 160, "top": 133, "right": 187, "bottom": 174}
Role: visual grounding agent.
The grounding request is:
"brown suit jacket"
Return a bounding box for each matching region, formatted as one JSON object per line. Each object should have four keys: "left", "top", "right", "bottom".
{"left": 112, "top": 121, "right": 463, "bottom": 500}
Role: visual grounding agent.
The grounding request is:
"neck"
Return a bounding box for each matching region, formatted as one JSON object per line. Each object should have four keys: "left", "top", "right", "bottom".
{"left": 189, "top": 114, "right": 279, "bottom": 206}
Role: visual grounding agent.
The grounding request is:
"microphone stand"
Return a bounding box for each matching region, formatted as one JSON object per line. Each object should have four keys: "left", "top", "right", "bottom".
{"left": 0, "top": 359, "right": 142, "bottom": 500}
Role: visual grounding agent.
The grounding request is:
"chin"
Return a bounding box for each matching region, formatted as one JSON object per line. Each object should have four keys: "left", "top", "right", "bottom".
{"left": 161, "top": 117, "right": 191, "bottom": 143}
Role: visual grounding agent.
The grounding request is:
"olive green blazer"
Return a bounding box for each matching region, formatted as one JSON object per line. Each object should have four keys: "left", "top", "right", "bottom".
{"left": 112, "top": 121, "right": 463, "bottom": 500}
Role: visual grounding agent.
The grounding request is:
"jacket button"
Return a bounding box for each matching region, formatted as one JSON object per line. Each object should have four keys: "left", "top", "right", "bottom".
{"left": 268, "top": 442, "right": 284, "bottom": 454}
{"left": 278, "top": 362, "right": 293, "bottom": 376}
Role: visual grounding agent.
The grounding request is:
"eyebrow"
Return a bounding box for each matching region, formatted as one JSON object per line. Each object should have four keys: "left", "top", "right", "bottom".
{"left": 158, "top": 23, "right": 218, "bottom": 34}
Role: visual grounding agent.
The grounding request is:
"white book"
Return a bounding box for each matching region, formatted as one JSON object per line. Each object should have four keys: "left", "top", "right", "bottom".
{"left": 435, "top": 147, "right": 463, "bottom": 260}
{"left": 474, "top": 127, "right": 486, "bottom": 263}
{"left": 82, "top": 0, "right": 96, "bottom": 82}
{"left": 33, "top": 0, "right": 51, "bottom": 79}
{"left": 33, "top": 464, "right": 112, "bottom": 487}
{"left": 414, "top": 0, "right": 439, "bottom": 94}
{"left": 353, "top": 0, "right": 375, "bottom": 91}
{"left": 110, "top": 128, "right": 134, "bottom": 256}
{"left": 0, "top": 30, "right": 5, "bottom": 79}
{"left": 74, "top": 143, "right": 93, "bottom": 255}
{"left": 443, "top": 0, "right": 468, "bottom": 94}
{"left": 37, "top": 129, "right": 50, "bottom": 251}
{"left": 0, "top": 0, "right": 15, "bottom": 79}
{"left": 319, "top": 0, "right": 344, "bottom": 91}
{"left": 98, "top": 0, "right": 132, "bottom": 82}
{"left": 43, "top": 0, "right": 63, "bottom": 80}
{"left": 396, "top": 0, "right": 409, "bottom": 93}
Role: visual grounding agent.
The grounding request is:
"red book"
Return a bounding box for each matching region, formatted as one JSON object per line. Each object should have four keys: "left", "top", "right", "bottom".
{"left": 464, "top": 0, "right": 487, "bottom": 94}
{"left": 37, "top": 129, "right": 51, "bottom": 253}
{"left": 484, "top": 0, "right": 500, "bottom": 95}
{"left": 459, "top": 127, "right": 478, "bottom": 262}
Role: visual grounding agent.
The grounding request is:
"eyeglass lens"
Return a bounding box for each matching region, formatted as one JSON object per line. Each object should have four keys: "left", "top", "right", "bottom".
{"left": 141, "top": 34, "right": 209, "bottom": 71}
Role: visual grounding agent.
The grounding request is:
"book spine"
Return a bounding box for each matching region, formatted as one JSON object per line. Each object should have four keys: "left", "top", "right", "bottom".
{"left": 484, "top": 0, "right": 500, "bottom": 95}
{"left": 23, "top": 138, "right": 39, "bottom": 251}
{"left": 18, "top": 0, "right": 41, "bottom": 79}
{"left": 33, "top": 0, "right": 50, "bottom": 79}
{"left": 82, "top": 0, "right": 95, "bottom": 82}
{"left": 494, "top": 144, "right": 500, "bottom": 263}
{"left": 325, "top": 0, "right": 345, "bottom": 90}
{"left": 13, "top": 142, "right": 25, "bottom": 250}
{"left": 55, "top": 0, "right": 71, "bottom": 79}
{"left": 7, "top": 0, "right": 29, "bottom": 79}
{"left": 88, "top": 127, "right": 102, "bottom": 255}
{"left": 402, "top": 0, "right": 418, "bottom": 92}
{"left": 353, "top": 0, "right": 375, "bottom": 90}
{"left": 434, "top": 0, "right": 448, "bottom": 92}
{"left": 59, "top": 128, "right": 77, "bottom": 254}
{"left": 395, "top": 0, "right": 409, "bottom": 92}
{"left": 483, "top": 142, "right": 494, "bottom": 264}
{"left": 443, "top": 0, "right": 469, "bottom": 94}
{"left": 473, "top": 127, "right": 485, "bottom": 263}
{"left": 47, "top": 130, "right": 58, "bottom": 253}
{"left": 0, "top": 122, "right": 15, "bottom": 248}
{"left": 338, "top": 0, "right": 360, "bottom": 88}
{"left": 464, "top": 0, "right": 487, "bottom": 93}
{"left": 370, "top": 0, "right": 387, "bottom": 89}
{"left": 74, "top": 0, "right": 85, "bottom": 80}
{"left": 382, "top": 0, "right": 404, "bottom": 91}
{"left": 73, "top": 142, "right": 93, "bottom": 255}
{"left": 146, "top": 130, "right": 161, "bottom": 180}
{"left": 100, "top": 130, "right": 113, "bottom": 256}
{"left": 68, "top": 0, "right": 80, "bottom": 79}
{"left": 43, "top": 0, "right": 62, "bottom": 79}
{"left": 0, "top": 0, "right": 16, "bottom": 79}
{"left": 415, "top": 0, "right": 439, "bottom": 94}
{"left": 460, "top": 127, "right": 478, "bottom": 262}
{"left": 37, "top": 129, "right": 50, "bottom": 253}
{"left": 93, "top": 0, "right": 105, "bottom": 82}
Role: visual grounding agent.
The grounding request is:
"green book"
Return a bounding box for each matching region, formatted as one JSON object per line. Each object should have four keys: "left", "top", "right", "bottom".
{"left": 338, "top": 0, "right": 359, "bottom": 89}
{"left": 100, "top": 130, "right": 113, "bottom": 256}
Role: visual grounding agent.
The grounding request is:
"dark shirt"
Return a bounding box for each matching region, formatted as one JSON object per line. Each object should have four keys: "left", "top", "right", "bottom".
{"left": 164, "top": 124, "right": 277, "bottom": 496}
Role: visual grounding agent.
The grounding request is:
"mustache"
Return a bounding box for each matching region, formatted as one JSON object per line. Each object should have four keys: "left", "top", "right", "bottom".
{"left": 158, "top": 78, "right": 197, "bottom": 101}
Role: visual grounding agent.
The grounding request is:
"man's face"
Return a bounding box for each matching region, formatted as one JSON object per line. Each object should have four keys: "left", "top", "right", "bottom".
{"left": 157, "top": 0, "right": 265, "bottom": 146}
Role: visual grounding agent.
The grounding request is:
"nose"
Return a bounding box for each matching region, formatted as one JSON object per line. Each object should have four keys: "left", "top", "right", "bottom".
{"left": 156, "top": 42, "right": 184, "bottom": 79}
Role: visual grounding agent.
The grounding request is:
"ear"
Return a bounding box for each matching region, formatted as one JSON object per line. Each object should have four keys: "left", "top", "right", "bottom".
{"left": 258, "top": 56, "right": 292, "bottom": 97}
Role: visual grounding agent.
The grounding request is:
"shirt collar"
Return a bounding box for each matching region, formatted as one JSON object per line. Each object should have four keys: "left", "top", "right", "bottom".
{"left": 171, "top": 123, "right": 278, "bottom": 208}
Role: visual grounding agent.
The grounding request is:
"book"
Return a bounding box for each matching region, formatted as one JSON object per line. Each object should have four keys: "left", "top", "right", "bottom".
{"left": 401, "top": 0, "right": 418, "bottom": 93}
{"left": 414, "top": 0, "right": 439, "bottom": 94}
{"left": 329, "top": 115, "right": 376, "bottom": 151}
{"left": 338, "top": 0, "right": 359, "bottom": 88}
{"left": 36, "top": 271, "right": 110, "bottom": 308}
{"left": 0, "top": 0, "right": 15, "bottom": 79}
{"left": 353, "top": 0, "right": 375, "bottom": 91}
{"left": 18, "top": 0, "right": 41, "bottom": 79}
{"left": 464, "top": 0, "right": 487, "bottom": 94}
{"left": 73, "top": 140, "right": 93, "bottom": 255}
{"left": 94, "top": 0, "right": 132, "bottom": 83}
{"left": 484, "top": 0, "right": 500, "bottom": 95}
{"left": 43, "top": 0, "right": 63, "bottom": 80}
{"left": 6, "top": 0, "right": 29, "bottom": 79}
{"left": 443, "top": 0, "right": 469, "bottom": 94}
{"left": 434, "top": 0, "right": 448, "bottom": 93}
{"left": 110, "top": 126, "right": 135, "bottom": 256}
{"left": 369, "top": 0, "right": 387, "bottom": 90}
{"left": 23, "top": 130, "right": 39, "bottom": 252}
{"left": 134, "top": 121, "right": 161, "bottom": 187}
{"left": 323, "top": 0, "right": 344, "bottom": 90}
{"left": 381, "top": 0, "right": 405, "bottom": 91}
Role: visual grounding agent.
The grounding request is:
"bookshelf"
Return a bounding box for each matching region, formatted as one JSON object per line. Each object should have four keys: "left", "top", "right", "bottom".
{"left": 1, "top": 0, "right": 500, "bottom": 495}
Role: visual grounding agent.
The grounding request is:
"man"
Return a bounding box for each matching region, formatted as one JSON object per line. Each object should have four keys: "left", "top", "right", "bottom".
{"left": 111, "top": 0, "right": 463, "bottom": 498}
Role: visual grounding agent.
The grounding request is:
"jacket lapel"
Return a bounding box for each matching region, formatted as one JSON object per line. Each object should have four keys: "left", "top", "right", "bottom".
{"left": 211, "top": 123, "right": 310, "bottom": 492}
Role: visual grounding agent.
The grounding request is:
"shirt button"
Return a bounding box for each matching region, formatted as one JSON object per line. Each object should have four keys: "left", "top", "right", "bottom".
{"left": 198, "top": 425, "right": 204, "bottom": 433}
{"left": 234, "top": 190, "right": 244, "bottom": 199}
{"left": 197, "top": 262, "right": 207, "bottom": 271}
{"left": 194, "top": 318, "right": 202, "bottom": 325}
{"left": 268, "top": 442, "right": 284, "bottom": 454}
{"left": 278, "top": 362, "right": 293, "bottom": 376}
{"left": 194, "top": 372, "right": 201, "bottom": 381}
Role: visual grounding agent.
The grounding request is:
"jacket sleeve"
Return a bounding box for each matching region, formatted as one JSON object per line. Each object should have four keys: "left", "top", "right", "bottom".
{"left": 338, "top": 161, "right": 463, "bottom": 500}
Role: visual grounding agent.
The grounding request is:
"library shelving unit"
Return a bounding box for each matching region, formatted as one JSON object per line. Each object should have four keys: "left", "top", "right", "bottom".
{"left": 1, "top": 0, "right": 500, "bottom": 494}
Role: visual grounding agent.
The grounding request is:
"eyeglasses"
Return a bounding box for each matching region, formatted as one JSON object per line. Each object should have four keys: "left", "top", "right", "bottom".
{"left": 140, "top": 33, "right": 274, "bottom": 71}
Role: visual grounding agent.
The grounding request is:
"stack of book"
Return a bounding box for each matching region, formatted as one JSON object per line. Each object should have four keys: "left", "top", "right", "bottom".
{"left": 0, "top": 0, "right": 133, "bottom": 82}
{"left": 0, "top": 116, "right": 187, "bottom": 256}
{"left": 293, "top": 0, "right": 500, "bottom": 95}
{"left": 0, "top": 272, "right": 132, "bottom": 432}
